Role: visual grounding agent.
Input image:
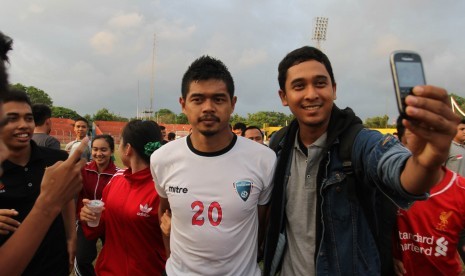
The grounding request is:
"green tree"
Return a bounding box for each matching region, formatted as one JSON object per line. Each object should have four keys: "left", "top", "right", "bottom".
{"left": 51, "top": 106, "right": 80, "bottom": 119}
{"left": 230, "top": 113, "right": 247, "bottom": 126}
{"left": 285, "top": 114, "right": 295, "bottom": 125}
{"left": 246, "top": 111, "right": 289, "bottom": 127}
{"left": 451, "top": 93, "right": 465, "bottom": 106}
{"left": 84, "top": 114, "right": 93, "bottom": 123}
{"left": 175, "top": 113, "right": 189, "bottom": 124}
{"left": 155, "top": 109, "right": 176, "bottom": 124}
{"left": 11, "top": 83, "right": 53, "bottom": 106}
{"left": 364, "top": 115, "right": 389, "bottom": 128}
{"left": 93, "top": 108, "right": 114, "bottom": 121}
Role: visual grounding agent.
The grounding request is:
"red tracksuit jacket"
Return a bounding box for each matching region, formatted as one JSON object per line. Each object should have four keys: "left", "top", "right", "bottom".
{"left": 82, "top": 167, "right": 166, "bottom": 275}
{"left": 77, "top": 160, "right": 119, "bottom": 219}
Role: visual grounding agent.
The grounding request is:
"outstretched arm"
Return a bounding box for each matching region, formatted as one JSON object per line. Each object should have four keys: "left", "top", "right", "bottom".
{"left": 400, "top": 86, "right": 459, "bottom": 194}
{"left": 0, "top": 138, "right": 88, "bottom": 275}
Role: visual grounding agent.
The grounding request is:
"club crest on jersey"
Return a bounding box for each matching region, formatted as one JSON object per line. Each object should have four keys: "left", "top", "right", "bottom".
{"left": 233, "top": 180, "right": 253, "bottom": 202}
{"left": 436, "top": 210, "right": 452, "bottom": 231}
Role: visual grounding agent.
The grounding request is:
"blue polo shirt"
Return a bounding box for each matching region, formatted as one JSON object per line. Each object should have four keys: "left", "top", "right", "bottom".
{"left": 0, "top": 141, "right": 69, "bottom": 276}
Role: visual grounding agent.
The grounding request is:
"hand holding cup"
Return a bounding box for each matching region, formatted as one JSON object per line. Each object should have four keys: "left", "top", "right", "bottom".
{"left": 80, "top": 199, "right": 105, "bottom": 227}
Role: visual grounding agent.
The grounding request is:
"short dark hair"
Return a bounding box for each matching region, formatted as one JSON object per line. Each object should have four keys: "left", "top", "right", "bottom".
{"left": 32, "top": 104, "right": 52, "bottom": 126}
{"left": 0, "top": 32, "right": 13, "bottom": 98}
{"left": 92, "top": 134, "right": 115, "bottom": 152}
{"left": 181, "top": 55, "right": 235, "bottom": 99}
{"left": 460, "top": 119, "right": 465, "bottom": 125}
{"left": 74, "top": 117, "right": 89, "bottom": 127}
{"left": 278, "top": 46, "right": 336, "bottom": 91}
{"left": 3, "top": 87, "right": 32, "bottom": 107}
{"left": 121, "top": 120, "right": 162, "bottom": 164}
{"left": 160, "top": 125, "right": 166, "bottom": 130}
{"left": 167, "top": 132, "right": 176, "bottom": 140}
{"left": 244, "top": 125, "right": 264, "bottom": 138}
{"left": 233, "top": 122, "right": 246, "bottom": 132}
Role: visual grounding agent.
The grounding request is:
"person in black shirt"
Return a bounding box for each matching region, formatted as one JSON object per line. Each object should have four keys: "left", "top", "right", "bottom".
{"left": 0, "top": 30, "right": 86, "bottom": 276}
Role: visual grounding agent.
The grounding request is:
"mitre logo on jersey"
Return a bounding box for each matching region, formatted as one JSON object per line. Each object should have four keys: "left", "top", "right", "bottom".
{"left": 233, "top": 180, "right": 253, "bottom": 202}
{"left": 137, "top": 204, "right": 152, "bottom": 217}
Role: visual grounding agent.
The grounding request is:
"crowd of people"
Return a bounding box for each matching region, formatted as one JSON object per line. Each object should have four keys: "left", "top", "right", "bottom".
{"left": 0, "top": 29, "right": 464, "bottom": 276}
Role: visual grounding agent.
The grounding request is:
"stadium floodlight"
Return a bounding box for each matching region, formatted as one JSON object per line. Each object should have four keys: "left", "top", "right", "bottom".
{"left": 312, "top": 17, "right": 329, "bottom": 49}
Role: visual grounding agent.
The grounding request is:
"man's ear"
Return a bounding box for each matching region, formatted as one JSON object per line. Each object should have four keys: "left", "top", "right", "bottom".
{"left": 124, "top": 143, "right": 132, "bottom": 156}
{"left": 332, "top": 84, "right": 337, "bottom": 100}
{"left": 179, "top": 97, "right": 186, "bottom": 113}
{"left": 278, "top": 90, "right": 288, "bottom": 106}
{"left": 231, "top": 96, "right": 237, "bottom": 114}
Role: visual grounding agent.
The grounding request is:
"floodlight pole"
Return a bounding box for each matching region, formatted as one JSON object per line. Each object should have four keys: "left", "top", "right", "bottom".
{"left": 150, "top": 34, "right": 156, "bottom": 118}
{"left": 137, "top": 80, "right": 139, "bottom": 119}
{"left": 312, "top": 17, "right": 329, "bottom": 50}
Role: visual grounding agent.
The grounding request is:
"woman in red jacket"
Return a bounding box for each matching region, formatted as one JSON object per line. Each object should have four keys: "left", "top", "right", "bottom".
{"left": 80, "top": 120, "right": 166, "bottom": 276}
{"left": 75, "top": 134, "right": 118, "bottom": 276}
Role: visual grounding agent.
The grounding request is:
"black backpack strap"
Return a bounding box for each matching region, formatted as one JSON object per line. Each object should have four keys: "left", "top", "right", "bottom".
{"left": 339, "top": 124, "right": 364, "bottom": 202}
{"left": 269, "top": 126, "right": 289, "bottom": 152}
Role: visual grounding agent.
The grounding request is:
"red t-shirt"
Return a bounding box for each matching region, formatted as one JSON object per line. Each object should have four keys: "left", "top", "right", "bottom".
{"left": 395, "top": 168, "right": 465, "bottom": 275}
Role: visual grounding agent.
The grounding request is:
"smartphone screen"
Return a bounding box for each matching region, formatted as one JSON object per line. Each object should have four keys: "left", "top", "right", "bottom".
{"left": 395, "top": 61, "right": 425, "bottom": 88}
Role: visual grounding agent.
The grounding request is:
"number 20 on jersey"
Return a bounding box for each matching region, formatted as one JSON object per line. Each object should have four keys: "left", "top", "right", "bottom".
{"left": 191, "top": 201, "right": 223, "bottom": 226}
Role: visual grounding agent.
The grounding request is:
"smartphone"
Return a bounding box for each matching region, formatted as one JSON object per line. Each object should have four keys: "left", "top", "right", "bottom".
{"left": 390, "top": 51, "right": 426, "bottom": 116}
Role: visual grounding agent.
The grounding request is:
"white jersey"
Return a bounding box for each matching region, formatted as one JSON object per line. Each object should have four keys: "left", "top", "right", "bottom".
{"left": 151, "top": 135, "right": 276, "bottom": 276}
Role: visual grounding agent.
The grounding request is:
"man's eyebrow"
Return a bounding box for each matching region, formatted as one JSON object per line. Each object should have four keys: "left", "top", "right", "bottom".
{"left": 5, "top": 112, "right": 32, "bottom": 116}
{"left": 212, "top": 93, "right": 228, "bottom": 97}
{"left": 188, "top": 93, "right": 205, "bottom": 98}
{"left": 314, "top": 75, "right": 328, "bottom": 80}
{"left": 189, "top": 92, "right": 228, "bottom": 98}
{"left": 290, "top": 78, "right": 305, "bottom": 85}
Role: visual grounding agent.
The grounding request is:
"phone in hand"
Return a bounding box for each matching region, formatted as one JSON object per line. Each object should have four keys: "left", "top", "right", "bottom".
{"left": 390, "top": 51, "right": 426, "bottom": 117}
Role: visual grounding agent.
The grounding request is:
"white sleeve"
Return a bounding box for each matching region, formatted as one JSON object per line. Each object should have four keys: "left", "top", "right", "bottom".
{"left": 258, "top": 153, "right": 277, "bottom": 205}
{"left": 150, "top": 153, "right": 167, "bottom": 198}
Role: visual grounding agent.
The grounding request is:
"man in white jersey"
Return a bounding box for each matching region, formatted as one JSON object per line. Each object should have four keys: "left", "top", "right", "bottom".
{"left": 151, "top": 56, "right": 276, "bottom": 276}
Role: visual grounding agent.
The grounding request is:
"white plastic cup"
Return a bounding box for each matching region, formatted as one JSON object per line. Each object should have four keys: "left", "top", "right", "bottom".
{"left": 86, "top": 200, "right": 104, "bottom": 227}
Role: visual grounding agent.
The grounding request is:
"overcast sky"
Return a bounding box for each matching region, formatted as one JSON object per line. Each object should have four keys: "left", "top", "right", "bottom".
{"left": 1, "top": 0, "right": 463, "bottom": 122}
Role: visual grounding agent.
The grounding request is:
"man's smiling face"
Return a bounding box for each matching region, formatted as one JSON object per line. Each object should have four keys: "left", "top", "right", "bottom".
{"left": 2, "top": 101, "right": 34, "bottom": 151}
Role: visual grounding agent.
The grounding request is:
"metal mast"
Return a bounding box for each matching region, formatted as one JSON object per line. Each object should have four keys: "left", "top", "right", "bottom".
{"left": 137, "top": 80, "right": 139, "bottom": 119}
{"left": 150, "top": 34, "right": 156, "bottom": 118}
